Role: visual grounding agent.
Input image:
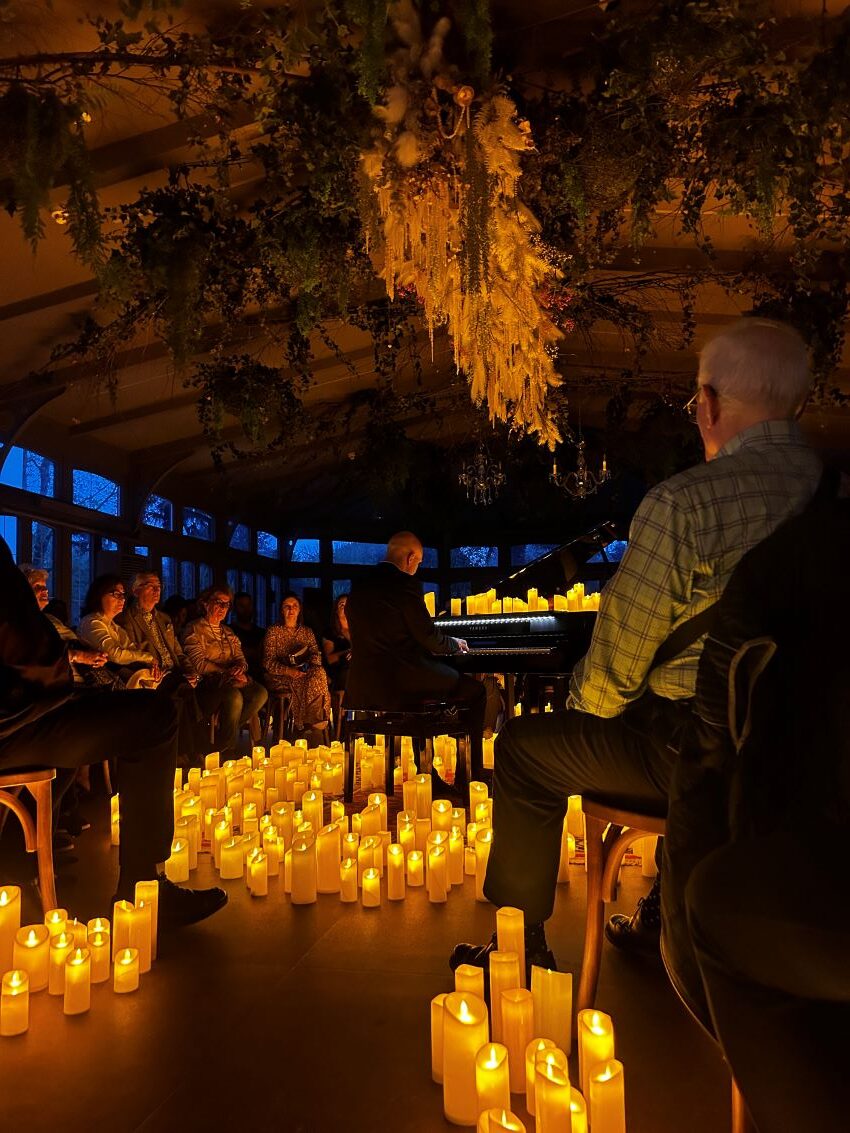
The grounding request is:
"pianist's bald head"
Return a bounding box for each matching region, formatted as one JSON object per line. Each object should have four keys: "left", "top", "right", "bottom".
{"left": 386, "top": 531, "right": 424, "bottom": 575}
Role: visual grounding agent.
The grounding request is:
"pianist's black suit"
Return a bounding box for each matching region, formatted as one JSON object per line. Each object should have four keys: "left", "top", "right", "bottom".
{"left": 347, "top": 561, "right": 486, "bottom": 778}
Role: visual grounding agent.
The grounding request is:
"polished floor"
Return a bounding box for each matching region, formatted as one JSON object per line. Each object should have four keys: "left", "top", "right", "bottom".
{"left": 5, "top": 781, "right": 730, "bottom": 1133}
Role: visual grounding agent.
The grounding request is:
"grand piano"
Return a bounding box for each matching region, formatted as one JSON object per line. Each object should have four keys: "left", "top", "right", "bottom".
{"left": 435, "top": 523, "right": 624, "bottom": 681}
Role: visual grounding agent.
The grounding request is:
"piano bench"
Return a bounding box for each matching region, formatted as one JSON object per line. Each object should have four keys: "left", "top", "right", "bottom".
{"left": 342, "top": 704, "right": 472, "bottom": 802}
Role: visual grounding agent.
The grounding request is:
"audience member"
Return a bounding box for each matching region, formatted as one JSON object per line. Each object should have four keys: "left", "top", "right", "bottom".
{"left": 322, "top": 593, "right": 351, "bottom": 694}
{"left": 263, "top": 592, "right": 331, "bottom": 739}
{"left": 20, "top": 566, "right": 108, "bottom": 673}
{"left": 230, "top": 591, "right": 265, "bottom": 681}
{"left": 184, "top": 585, "right": 268, "bottom": 756}
{"left": 79, "top": 575, "right": 162, "bottom": 686}
{"left": 161, "top": 595, "right": 191, "bottom": 638}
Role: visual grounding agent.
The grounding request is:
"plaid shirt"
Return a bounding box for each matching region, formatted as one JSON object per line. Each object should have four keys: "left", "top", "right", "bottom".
{"left": 569, "top": 420, "right": 822, "bottom": 717}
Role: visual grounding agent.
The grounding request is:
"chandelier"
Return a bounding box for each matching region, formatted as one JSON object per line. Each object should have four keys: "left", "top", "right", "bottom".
{"left": 458, "top": 442, "right": 506, "bottom": 506}
{"left": 550, "top": 439, "right": 610, "bottom": 500}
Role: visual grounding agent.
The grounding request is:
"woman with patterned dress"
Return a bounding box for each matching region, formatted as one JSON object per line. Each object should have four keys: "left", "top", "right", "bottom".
{"left": 263, "top": 592, "right": 331, "bottom": 737}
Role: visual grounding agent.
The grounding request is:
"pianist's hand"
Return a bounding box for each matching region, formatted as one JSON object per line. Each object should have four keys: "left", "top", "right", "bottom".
{"left": 454, "top": 637, "right": 470, "bottom": 653}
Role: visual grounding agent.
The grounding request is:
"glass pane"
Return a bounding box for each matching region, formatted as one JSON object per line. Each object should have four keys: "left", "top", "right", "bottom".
{"left": 180, "top": 561, "right": 196, "bottom": 598}
{"left": 450, "top": 580, "right": 473, "bottom": 598}
{"left": 31, "top": 522, "right": 55, "bottom": 584}
{"left": 332, "top": 579, "right": 351, "bottom": 600}
{"left": 291, "top": 538, "right": 320, "bottom": 562}
{"left": 229, "top": 523, "right": 250, "bottom": 551}
{"left": 199, "top": 563, "right": 213, "bottom": 591}
{"left": 450, "top": 545, "right": 498, "bottom": 568}
{"left": 510, "top": 543, "right": 559, "bottom": 567}
{"left": 142, "top": 493, "right": 173, "bottom": 530}
{"left": 238, "top": 571, "right": 254, "bottom": 597}
{"left": 100, "top": 537, "right": 118, "bottom": 552}
{"left": 182, "top": 507, "right": 214, "bottom": 540}
{"left": 134, "top": 545, "right": 149, "bottom": 557}
{"left": 72, "top": 469, "right": 120, "bottom": 515}
{"left": 588, "top": 539, "right": 628, "bottom": 564}
{"left": 331, "top": 541, "right": 386, "bottom": 565}
{"left": 161, "top": 556, "right": 177, "bottom": 598}
{"left": 0, "top": 515, "right": 18, "bottom": 559}
{"left": 0, "top": 446, "right": 55, "bottom": 496}
{"left": 288, "top": 577, "right": 321, "bottom": 599}
{"left": 226, "top": 568, "right": 238, "bottom": 595}
{"left": 70, "top": 532, "right": 92, "bottom": 625}
{"left": 271, "top": 575, "right": 282, "bottom": 610}
{"left": 257, "top": 531, "right": 279, "bottom": 558}
{"left": 255, "top": 575, "right": 267, "bottom": 627}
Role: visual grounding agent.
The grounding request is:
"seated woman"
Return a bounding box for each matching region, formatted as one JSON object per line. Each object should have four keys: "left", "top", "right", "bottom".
{"left": 322, "top": 593, "right": 351, "bottom": 695}
{"left": 184, "top": 585, "right": 268, "bottom": 757}
{"left": 21, "top": 566, "right": 108, "bottom": 675}
{"left": 79, "top": 575, "right": 161, "bottom": 687}
{"left": 264, "top": 592, "right": 331, "bottom": 739}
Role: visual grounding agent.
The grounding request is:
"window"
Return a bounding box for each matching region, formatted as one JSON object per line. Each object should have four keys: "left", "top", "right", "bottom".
{"left": 257, "top": 531, "right": 279, "bottom": 559}
{"left": 288, "top": 577, "right": 321, "bottom": 599}
{"left": 332, "top": 541, "right": 386, "bottom": 565}
{"left": 142, "top": 494, "right": 173, "bottom": 530}
{"left": 450, "top": 545, "right": 498, "bottom": 568}
{"left": 182, "top": 507, "right": 214, "bottom": 541}
{"left": 72, "top": 469, "right": 120, "bottom": 515}
{"left": 255, "top": 575, "right": 267, "bottom": 627}
{"left": 332, "top": 579, "right": 352, "bottom": 600}
{"left": 229, "top": 523, "right": 250, "bottom": 551}
{"left": 511, "top": 544, "right": 559, "bottom": 567}
{"left": 290, "top": 538, "right": 320, "bottom": 562}
{"left": 161, "top": 556, "right": 177, "bottom": 598}
{"left": 450, "top": 581, "right": 473, "bottom": 598}
{"left": 100, "top": 537, "right": 119, "bottom": 552}
{"left": 0, "top": 515, "right": 18, "bottom": 559}
{"left": 70, "top": 532, "right": 93, "bottom": 625}
{"left": 226, "top": 568, "right": 238, "bottom": 595}
{"left": 238, "top": 571, "right": 254, "bottom": 597}
{"left": 199, "top": 563, "right": 213, "bottom": 591}
{"left": 134, "top": 545, "right": 149, "bottom": 557}
{"left": 31, "top": 523, "right": 54, "bottom": 584}
{"left": 588, "top": 539, "right": 628, "bottom": 564}
{"left": 180, "top": 561, "right": 196, "bottom": 598}
{"left": 0, "top": 446, "right": 55, "bottom": 496}
{"left": 270, "top": 575, "right": 282, "bottom": 612}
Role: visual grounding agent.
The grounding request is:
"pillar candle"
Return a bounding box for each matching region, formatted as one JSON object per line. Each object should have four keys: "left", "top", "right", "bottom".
{"left": 402, "top": 779, "right": 418, "bottom": 813}
{"left": 483, "top": 736, "right": 495, "bottom": 770}
{"left": 477, "top": 1110, "right": 527, "bottom": 1133}
{"left": 291, "top": 838, "right": 317, "bottom": 904}
{"left": 475, "top": 828, "right": 494, "bottom": 902}
{"left": 0, "top": 969, "right": 29, "bottom": 1036}
{"left": 450, "top": 598, "right": 462, "bottom": 617}
{"left": 330, "top": 800, "right": 345, "bottom": 825}
{"left": 424, "top": 591, "right": 436, "bottom": 617}
{"left": 414, "top": 774, "right": 432, "bottom": 820}
{"left": 0, "top": 886, "right": 21, "bottom": 971}
{"left": 44, "top": 908, "right": 67, "bottom": 939}
{"left": 302, "top": 790, "right": 324, "bottom": 835}
{"left": 205, "top": 751, "right": 220, "bottom": 770}
{"left": 531, "top": 966, "right": 573, "bottom": 1055}
{"left": 220, "top": 837, "right": 244, "bottom": 879}
{"left": 48, "top": 930, "right": 74, "bottom": 995}
{"left": 361, "top": 867, "right": 381, "bottom": 907}
{"left": 525, "top": 1038, "right": 557, "bottom": 1115}
{"left": 316, "top": 824, "right": 342, "bottom": 893}
{"left": 442, "top": 992, "right": 490, "bottom": 1127}
{"left": 501, "top": 988, "right": 534, "bottom": 1092}
{"left": 464, "top": 846, "right": 476, "bottom": 876}
{"left": 245, "top": 848, "right": 267, "bottom": 895}
{"left": 535, "top": 1049, "right": 571, "bottom": 1133}
{"left": 367, "top": 792, "right": 388, "bottom": 830}
{"left": 475, "top": 1043, "right": 510, "bottom": 1114}
{"left": 283, "top": 849, "right": 292, "bottom": 893}
{"left": 496, "top": 906, "right": 526, "bottom": 989}
{"left": 448, "top": 828, "right": 465, "bottom": 886}
{"left": 88, "top": 930, "right": 110, "bottom": 983}
{"left": 557, "top": 824, "right": 575, "bottom": 885}
{"left": 213, "top": 819, "right": 231, "bottom": 869}
{"left": 129, "top": 902, "right": 153, "bottom": 973}
{"left": 589, "top": 1060, "right": 625, "bottom": 1133}
{"left": 63, "top": 947, "right": 91, "bottom": 1015}
{"left": 415, "top": 818, "right": 431, "bottom": 852}
{"left": 577, "top": 1009, "right": 615, "bottom": 1100}
{"left": 407, "top": 850, "right": 424, "bottom": 886}
{"left": 113, "top": 947, "right": 140, "bottom": 993}
{"left": 111, "top": 794, "right": 120, "bottom": 845}
{"left": 469, "top": 781, "right": 488, "bottom": 815}
{"left": 387, "top": 844, "right": 406, "bottom": 900}
{"left": 340, "top": 857, "right": 358, "bottom": 902}
{"left": 570, "top": 1088, "right": 588, "bottom": 1133}
{"left": 399, "top": 822, "right": 415, "bottom": 857}
{"left": 454, "top": 963, "right": 485, "bottom": 1002}
{"left": 430, "top": 992, "right": 446, "bottom": 1083}
{"left": 165, "top": 839, "right": 190, "bottom": 883}
{"left": 13, "top": 925, "right": 49, "bottom": 991}
{"left": 358, "top": 836, "right": 380, "bottom": 884}
{"left": 566, "top": 795, "right": 584, "bottom": 839}
{"left": 241, "top": 803, "right": 259, "bottom": 836}
{"left": 426, "top": 831, "right": 449, "bottom": 883}
{"left": 489, "top": 951, "right": 521, "bottom": 1042}
{"left": 428, "top": 845, "right": 448, "bottom": 903}
{"left": 263, "top": 828, "right": 283, "bottom": 876}
{"left": 432, "top": 799, "right": 453, "bottom": 831}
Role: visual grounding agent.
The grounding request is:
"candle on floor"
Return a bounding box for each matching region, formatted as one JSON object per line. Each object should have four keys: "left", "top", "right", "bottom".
{"left": 48, "top": 930, "right": 74, "bottom": 995}
{"left": 302, "top": 790, "right": 323, "bottom": 835}
{"left": 361, "top": 867, "right": 381, "bottom": 907}
{"left": 212, "top": 819, "right": 231, "bottom": 869}
{"left": 67, "top": 918, "right": 87, "bottom": 949}
{"left": 113, "top": 947, "right": 140, "bottom": 994}
{"left": 12, "top": 926, "right": 49, "bottom": 992}
{"left": 454, "top": 963, "right": 485, "bottom": 1001}
{"left": 431, "top": 992, "right": 447, "bottom": 1082}
{"left": 496, "top": 907, "right": 526, "bottom": 989}
{"left": 316, "top": 824, "right": 341, "bottom": 893}
{"left": 501, "top": 988, "right": 534, "bottom": 1092}
{"left": 248, "top": 849, "right": 269, "bottom": 896}
{"left": 475, "top": 828, "right": 494, "bottom": 902}
{"left": 402, "top": 779, "right": 418, "bottom": 814}
{"left": 469, "top": 781, "right": 488, "bottom": 815}
{"left": 129, "top": 902, "right": 153, "bottom": 973}
{"left": 263, "top": 829, "right": 283, "bottom": 876}
{"left": 44, "top": 908, "right": 67, "bottom": 939}
{"left": 220, "top": 836, "right": 244, "bottom": 879}
{"left": 531, "top": 965, "right": 573, "bottom": 1055}
{"left": 489, "top": 951, "right": 521, "bottom": 1042}
{"left": 589, "top": 1060, "right": 625, "bottom": 1133}
{"left": 432, "top": 799, "right": 453, "bottom": 832}
{"left": 88, "top": 930, "right": 110, "bottom": 983}
{"left": 477, "top": 1109, "right": 527, "bottom": 1133}
{"left": 557, "top": 823, "right": 574, "bottom": 885}
{"left": 0, "top": 887, "right": 21, "bottom": 971}
{"left": 407, "top": 850, "right": 424, "bottom": 886}
{"left": 442, "top": 992, "right": 489, "bottom": 1126}
{"left": 110, "top": 794, "right": 120, "bottom": 845}
{"left": 358, "top": 836, "right": 380, "bottom": 884}
{"left": 340, "top": 857, "right": 358, "bottom": 902}
{"left": 414, "top": 774, "right": 432, "bottom": 820}
{"left": 475, "top": 1043, "right": 510, "bottom": 1114}
{"left": 428, "top": 845, "right": 448, "bottom": 903}
{"left": 165, "top": 839, "right": 190, "bottom": 883}
{"left": 535, "top": 1048, "right": 571, "bottom": 1133}
{"left": 464, "top": 847, "right": 476, "bottom": 876}
{"left": 570, "top": 1088, "right": 588, "bottom": 1133}
{"left": 342, "top": 831, "right": 360, "bottom": 863}
{"left": 386, "top": 844, "right": 406, "bottom": 900}
{"left": 63, "top": 947, "right": 91, "bottom": 1015}
{"left": 205, "top": 751, "right": 220, "bottom": 771}
{"left": 0, "top": 970, "right": 29, "bottom": 1036}
{"left": 448, "top": 827, "right": 465, "bottom": 886}
{"left": 525, "top": 1038, "right": 557, "bottom": 1115}
{"left": 291, "top": 838, "right": 317, "bottom": 904}
{"left": 577, "top": 1009, "right": 615, "bottom": 1100}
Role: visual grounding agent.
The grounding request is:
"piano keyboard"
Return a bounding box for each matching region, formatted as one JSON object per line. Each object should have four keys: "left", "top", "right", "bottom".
{"left": 465, "top": 646, "right": 555, "bottom": 655}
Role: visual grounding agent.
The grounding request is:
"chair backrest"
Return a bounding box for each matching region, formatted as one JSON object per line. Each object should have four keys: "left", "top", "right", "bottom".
{"left": 0, "top": 768, "right": 56, "bottom": 788}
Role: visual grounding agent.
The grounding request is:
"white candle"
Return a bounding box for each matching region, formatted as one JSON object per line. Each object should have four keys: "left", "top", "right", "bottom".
{"left": 501, "top": 988, "right": 534, "bottom": 1092}
{"left": 442, "top": 992, "right": 490, "bottom": 1126}
{"left": 431, "top": 992, "right": 447, "bottom": 1083}
{"left": 12, "top": 925, "right": 49, "bottom": 991}
{"left": 248, "top": 849, "right": 269, "bottom": 896}
{"left": 358, "top": 835, "right": 381, "bottom": 884}
{"left": 113, "top": 947, "right": 140, "bottom": 993}
{"left": 129, "top": 901, "right": 153, "bottom": 973}
{"left": 0, "top": 886, "right": 21, "bottom": 971}
{"left": 475, "top": 828, "right": 493, "bottom": 902}
{"left": 475, "top": 1043, "right": 510, "bottom": 1114}
{"left": 428, "top": 845, "right": 448, "bottom": 903}
{"left": 263, "top": 829, "right": 283, "bottom": 876}
{"left": 220, "top": 836, "right": 244, "bottom": 879}
{"left": 165, "top": 839, "right": 190, "bottom": 883}
{"left": 535, "top": 1048, "right": 571, "bottom": 1133}
{"left": 432, "top": 799, "right": 453, "bottom": 831}
{"left": 387, "top": 844, "right": 406, "bottom": 900}
{"left": 414, "top": 774, "right": 432, "bottom": 820}
{"left": 48, "top": 930, "right": 74, "bottom": 995}
{"left": 577, "top": 1008, "right": 615, "bottom": 1100}
{"left": 0, "top": 969, "right": 29, "bottom": 1036}
{"left": 477, "top": 1110, "right": 527, "bottom": 1133}
{"left": 489, "top": 951, "right": 521, "bottom": 1042}
{"left": 525, "top": 1038, "right": 557, "bottom": 1115}
{"left": 449, "top": 827, "right": 465, "bottom": 886}
{"left": 407, "top": 850, "right": 424, "bottom": 886}
{"left": 361, "top": 867, "right": 381, "bottom": 908}
{"left": 496, "top": 906, "right": 526, "bottom": 989}
{"left": 454, "top": 963, "right": 485, "bottom": 1001}
{"left": 531, "top": 965, "right": 573, "bottom": 1055}
{"left": 291, "top": 838, "right": 317, "bottom": 904}
{"left": 340, "top": 857, "right": 358, "bottom": 902}
{"left": 589, "top": 1060, "right": 625, "bottom": 1133}
{"left": 570, "top": 1087, "right": 588, "bottom": 1133}
{"left": 316, "top": 824, "right": 341, "bottom": 893}
{"left": 44, "top": 908, "right": 67, "bottom": 939}
{"left": 469, "top": 781, "right": 488, "bottom": 815}
{"left": 88, "top": 930, "right": 110, "bottom": 983}
{"left": 465, "top": 846, "right": 477, "bottom": 876}
{"left": 63, "top": 947, "right": 91, "bottom": 1015}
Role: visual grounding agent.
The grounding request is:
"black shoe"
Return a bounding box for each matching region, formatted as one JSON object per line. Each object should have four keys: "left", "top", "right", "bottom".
{"left": 156, "top": 875, "right": 228, "bottom": 930}
{"left": 605, "top": 895, "right": 661, "bottom": 956}
{"left": 57, "top": 814, "right": 91, "bottom": 837}
{"left": 450, "top": 932, "right": 558, "bottom": 993}
{"left": 53, "top": 830, "right": 76, "bottom": 854}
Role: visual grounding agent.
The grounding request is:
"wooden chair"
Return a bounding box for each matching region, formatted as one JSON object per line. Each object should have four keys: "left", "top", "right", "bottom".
{"left": 0, "top": 768, "right": 58, "bottom": 913}
{"left": 578, "top": 796, "right": 757, "bottom": 1133}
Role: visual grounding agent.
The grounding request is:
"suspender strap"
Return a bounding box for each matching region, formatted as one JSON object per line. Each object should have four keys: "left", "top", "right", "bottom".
{"left": 650, "top": 603, "right": 718, "bottom": 672}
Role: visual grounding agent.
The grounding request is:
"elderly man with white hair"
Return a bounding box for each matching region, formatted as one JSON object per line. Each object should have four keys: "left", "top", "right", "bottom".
{"left": 117, "top": 571, "right": 197, "bottom": 686}
{"left": 451, "top": 316, "right": 824, "bottom": 978}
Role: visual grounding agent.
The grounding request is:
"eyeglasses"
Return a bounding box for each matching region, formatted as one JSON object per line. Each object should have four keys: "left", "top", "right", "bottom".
{"left": 141, "top": 583, "right": 161, "bottom": 592}
{"left": 211, "top": 600, "right": 231, "bottom": 610}
{"left": 108, "top": 591, "right": 126, "bottom": 600}
{"left": 684, "top": 384, "right": 716, "bottom": 422}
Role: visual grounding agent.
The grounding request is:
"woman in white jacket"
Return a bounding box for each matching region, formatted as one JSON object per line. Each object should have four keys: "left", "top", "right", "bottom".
{"left": 79, "top": 574, "right": 161, "bottom": 687}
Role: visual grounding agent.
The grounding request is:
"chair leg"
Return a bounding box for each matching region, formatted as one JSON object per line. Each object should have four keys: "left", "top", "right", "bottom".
{"left": 731, "top": 1079, "right": 757, "bottom": 1133}
{"left": 28, "top": 780, "right": 57, "bottom": 914}
{"left": 385, "top": 736, "right": 397, "bottom": 797}
{"left": 101, "top": 760, "right": 112, "bottom": 795}
{"left": 577, "top": 813, "right": 608, "bottom": 1012}
{"left": 344, "top": 737, "right": 355, "bottom": 804}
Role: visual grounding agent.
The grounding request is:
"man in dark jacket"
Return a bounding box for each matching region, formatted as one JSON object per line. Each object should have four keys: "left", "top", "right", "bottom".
{"left": 0, "top": 536, "right": 226, "bottom": 927}
{"left": 346, "top": 531, "right": 487, "bottom": 794}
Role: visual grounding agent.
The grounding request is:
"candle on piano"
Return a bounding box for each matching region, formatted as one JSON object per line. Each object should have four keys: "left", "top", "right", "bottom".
{"left": 527, "top": 587, "right": 538, "bottom": 610}
{"left": 424, "top": 591, "right": 436, "bottom": 617}
{"left": 451, "top": 598, "right": 462, "bottom": 617}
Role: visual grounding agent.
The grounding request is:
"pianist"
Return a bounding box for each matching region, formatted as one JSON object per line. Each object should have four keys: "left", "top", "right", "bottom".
{"left": 346, "top": 531, "right": 487, "bottom": 801}
{"left": 451, "top": 317, "right": 822, "bottom": 975}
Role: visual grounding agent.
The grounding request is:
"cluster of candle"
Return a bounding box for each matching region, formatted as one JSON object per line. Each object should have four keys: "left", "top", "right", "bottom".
{"left": 444, "top": 584, "right": 601, "bottom": 618}
{"left": 431, "top": 905, "right": 626, "bottom": 1131}
{"left": 0, "top": 884, "right": 157, "bottom": 1036}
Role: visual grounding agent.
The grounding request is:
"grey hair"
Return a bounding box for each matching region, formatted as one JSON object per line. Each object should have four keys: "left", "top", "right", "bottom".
{"left": 20, "top": 564, "right": 48, "bottom": 585}
{"left": 131, "top": 571, "right": 160, "bottom": 592}
{"left": 698, "top": 318, "right": 811, "bottom": 416}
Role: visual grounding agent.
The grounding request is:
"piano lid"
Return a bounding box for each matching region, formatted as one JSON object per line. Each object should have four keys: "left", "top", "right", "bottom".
{"left": 494, "top": 522, "right": 621, "bottom": 599}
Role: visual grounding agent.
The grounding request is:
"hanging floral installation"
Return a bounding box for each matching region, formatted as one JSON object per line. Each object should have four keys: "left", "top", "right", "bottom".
{"left": 361, "top": 1, "right": 563, "bottom": 447}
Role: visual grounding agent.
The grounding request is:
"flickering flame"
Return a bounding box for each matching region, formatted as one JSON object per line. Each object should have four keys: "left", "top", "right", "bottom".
{"left": 47, "top": 911, "right": 63, "bottom": 925}
{"left": 172, "top": 840, "right": 186, "bottom": 853}
{"left": 594, "top": 1062, "right": 616, "bottom": 1083}
{"left": 590, "top": 1011, "right": 608, "bottom": 1035}
{"left": 459, "top": 998, "right": 472, "bottom": 1022}
{"left": 26, "top": 930, "right": 38, "bottom": 947}
{"left": 54, "top": 932, "right": 71, "bottom": 948}
{"left": 10, "top": 971, "right": 24, "bottom": 988}
{"left": 486, "top": 1046, "right": 500, "bottom": 1068}
{"left": 0, "top": 889, "right": 9, "bottom": 905}
{"left": 70, "top": 949, "right": 85, "bottom": 965}
{"left": 120, "top": 950, "right": 134, "bottom": 965}
{"left": 91, "top": 933, "right": 105, "bottom": 946}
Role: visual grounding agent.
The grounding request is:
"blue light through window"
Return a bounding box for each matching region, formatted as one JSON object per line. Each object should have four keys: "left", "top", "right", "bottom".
{"left": 510, "top": 544, "right": 558, "bottom": 567}
{"left": 31, "top": 523, "right": 54, "bottom": 584}
{"left": 182, "top": 507, "right": 214, "bottom": 541}
{"left": 100, "top": 537, "right": 119, "bottom": 552}
{"left": 229, "top": 523, "right": 250, "bottom": 551}
{"left": 73, "top": 469, "right": 120, "bottom": 515}
{"left": 257, "top": 531, "right": 279, "bottom": 558}
{"left": 588, "top": 540, "right": 628, "bottom": 564}
{"left": 142, "top": 494, "right": 173, "bottom": 530}
{"left": 161, "top": 556, "right": 177, "bottom": 598}
{"left": 0, "top": 446, "right": 55, "bottom": 496}
{"left": 291, "top": 538, "right": 320, "bottom": 562}
{"left": 134, "top": 545, "right": 149, "bottom": 557}
{"left": 1, "top": 515, "right": 18, "bottom": 559}
{"left": 332, "top": 579, "right": 352, "bottom": 600}
{"left": 450, "top": 545, "right": 498, "bottom": 568}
